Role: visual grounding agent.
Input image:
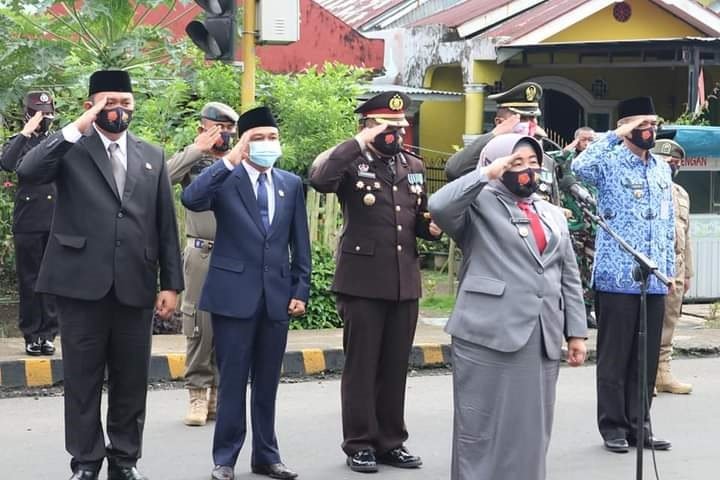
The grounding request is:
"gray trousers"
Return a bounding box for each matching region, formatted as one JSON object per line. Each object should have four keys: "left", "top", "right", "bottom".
{"left": 182, "top": 244, "right": 218, "bottom": 389}
{"left": 451, "top": 323, "right": 559, "bottom": 480}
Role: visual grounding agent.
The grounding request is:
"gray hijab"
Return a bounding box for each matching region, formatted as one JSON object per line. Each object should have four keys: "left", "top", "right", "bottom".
{"left": 477, "top": 133, "right": 544, "bottom": 203}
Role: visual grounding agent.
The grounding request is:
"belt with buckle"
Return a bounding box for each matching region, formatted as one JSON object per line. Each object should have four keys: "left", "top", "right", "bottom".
{"left": 188, "top": 237, "right": 214, "bottom": 250}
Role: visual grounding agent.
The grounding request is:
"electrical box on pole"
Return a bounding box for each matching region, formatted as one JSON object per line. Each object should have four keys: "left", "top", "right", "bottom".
{"left": 257, "top": 0, "right": 300, "bottom": 45}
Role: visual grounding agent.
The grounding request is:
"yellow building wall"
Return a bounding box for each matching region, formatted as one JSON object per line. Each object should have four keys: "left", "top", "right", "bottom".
{"left": 546, "top": 0, "right": 703, "bottom": 42}
{"left": 419, "top": 66, "right": 465, "bottom": 165}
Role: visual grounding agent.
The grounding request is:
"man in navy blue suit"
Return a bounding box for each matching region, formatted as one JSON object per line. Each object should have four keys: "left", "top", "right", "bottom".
{"left": 181, "top": 106, "right": 311, "bottom": 480}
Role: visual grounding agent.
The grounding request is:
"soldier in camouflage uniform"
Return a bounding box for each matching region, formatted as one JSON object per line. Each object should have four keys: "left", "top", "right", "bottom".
{"left": 551, "top": 127, "right": 597, "bottom": 328}
{"left": 167, "top": 102, "right": 239, "bottom": 426}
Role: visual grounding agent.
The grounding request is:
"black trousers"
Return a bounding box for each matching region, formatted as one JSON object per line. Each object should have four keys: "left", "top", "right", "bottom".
{"left": 212, "top": 302, "right": 289, "bottom": 468}
{"left": 13, "top": 232, "right": 57, "bottom": 343}
{"left": 595, "top": 291, "right": 665, "bottom": 441}
{"left": 336, "top": 294, "right": 418, "bottom": 456}
{"left": 57, "top": 291, "right": 153, "bottom": 473}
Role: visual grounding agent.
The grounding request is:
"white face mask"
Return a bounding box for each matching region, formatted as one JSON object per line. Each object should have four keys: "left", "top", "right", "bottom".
{"left": 249, "top": 140, "right": 282, "bottom": 168}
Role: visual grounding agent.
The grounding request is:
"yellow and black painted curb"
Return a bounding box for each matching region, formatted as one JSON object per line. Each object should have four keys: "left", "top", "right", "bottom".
{"left": 0, "top": 344, "right": 452, "bottom": 389}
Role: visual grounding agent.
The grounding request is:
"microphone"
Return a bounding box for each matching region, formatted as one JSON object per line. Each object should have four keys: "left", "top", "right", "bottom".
{"left": 558, "top": 174, "right": 597, "bottom": 208}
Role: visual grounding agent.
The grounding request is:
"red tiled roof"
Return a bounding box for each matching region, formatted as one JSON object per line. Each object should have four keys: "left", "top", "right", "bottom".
{"left": 478, "top": 0, "right": 586, "bottom": 41}
{"left": 315, "top": 0, "right": 406, "bottom": 29}
{"left": 412, "top": 0, "right": 515, "bottom": 28}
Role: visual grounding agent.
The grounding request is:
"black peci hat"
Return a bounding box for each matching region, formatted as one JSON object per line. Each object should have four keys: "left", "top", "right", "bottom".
{"left": 655, "top": 129, "right": 677, "bottom": 141}
{"left": 617, "top": 96, "right": 655, "bottom": 120}
{"left": 89, "top": 70, "right": 133, "bottom": 96}
{"left": 237, "top": 106, "right": 278, "bottom": 136}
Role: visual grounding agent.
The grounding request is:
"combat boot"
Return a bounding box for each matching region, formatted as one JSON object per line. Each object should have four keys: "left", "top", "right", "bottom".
{"left": 184, "top": 388, "right": 208, "bottom": 426}
{"left": 656, "top": 363, "right": 692, "bottom": 394}
{"left": 207, "top": 386, "right": 218, "bottom": 421}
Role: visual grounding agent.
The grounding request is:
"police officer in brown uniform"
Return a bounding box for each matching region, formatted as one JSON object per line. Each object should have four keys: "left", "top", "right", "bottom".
{"left": 310, "top": 92, "right": 442, "bottom": 473}
{"left": 0, "top": 91, "right": 58, "bottom": 356}
{"left": 650, "top": 137, "right": 694, "bottom": 394}
{"left": 167, "top": 102, "right": 239, "bottom": 425}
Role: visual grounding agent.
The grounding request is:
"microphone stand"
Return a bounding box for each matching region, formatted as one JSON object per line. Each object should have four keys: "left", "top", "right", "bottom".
{"left": 576, "top": 202, "right": 670, "bottom": 480}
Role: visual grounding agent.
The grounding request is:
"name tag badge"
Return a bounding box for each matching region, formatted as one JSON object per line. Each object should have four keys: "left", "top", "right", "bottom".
{"left": 358, "top": 171, "right": 376, "bottom": 179}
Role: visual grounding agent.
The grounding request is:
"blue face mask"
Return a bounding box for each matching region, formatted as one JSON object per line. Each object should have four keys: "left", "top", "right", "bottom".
{"left": 249, "top": 140, "right": 282, "bottom": 168}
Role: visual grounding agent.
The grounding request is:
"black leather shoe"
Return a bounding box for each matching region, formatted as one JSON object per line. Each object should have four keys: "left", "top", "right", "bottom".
{"left": 68, "top": 470, "right": 99, "bottom": 480}
{"left": 40, "top": 338, "right": 55, "bottom": 355}
{"left": 377, "top": 447, "right": 422, "bottom": 468}
{"left": 211, "top": 465, "right": 234, "bottom": 480}
{"left": 603, "top": 438, "right": 630, "bottom": 453}
{"left": 629, "top": 435, "right": 672, "bottom": 450}
{"left": 251, "top": 463, "right": 298, "bottom": 479}
{"left": 25, "top": 340, "right": 42, "bottom": 356}
{"left": 346, "top": 450, "right": 378, "bottom": 473}
{"left": 107, "top": 464, "right": 148, "bottom": 480}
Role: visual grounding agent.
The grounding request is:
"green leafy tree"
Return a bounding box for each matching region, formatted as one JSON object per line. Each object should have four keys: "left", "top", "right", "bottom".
{"left": 257, "top": 63, "right": 369, "bottom": 176}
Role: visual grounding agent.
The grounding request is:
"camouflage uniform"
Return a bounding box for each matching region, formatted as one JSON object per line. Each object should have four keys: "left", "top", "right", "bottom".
{"left": 552, "top": 149, "right": 597, "bottom": 319}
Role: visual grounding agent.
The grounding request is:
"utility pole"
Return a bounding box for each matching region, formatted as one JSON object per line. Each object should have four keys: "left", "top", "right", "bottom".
{"left": 241, "top": 0, "right": 257, "bottom": 112}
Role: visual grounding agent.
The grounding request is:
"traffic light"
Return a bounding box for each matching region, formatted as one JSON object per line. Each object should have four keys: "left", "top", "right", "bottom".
{"left": 186, "top": 0, "right": 237, "bottom": 61}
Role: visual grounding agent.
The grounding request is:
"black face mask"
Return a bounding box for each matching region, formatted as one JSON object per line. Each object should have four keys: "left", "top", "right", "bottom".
{"left": 213, "top": 131, "right": 233, "bottom": 152}
{"left": 501, "top": 168, "right": 540, "bottom": 197}
{"left": 372, "top": 129, "right": 402, "bottom": 156}
{"left": 96, "top": 107, "right": 133, "bottom": 133}
{"left": 629, "top": 127, "right": 656, "bottom": 150}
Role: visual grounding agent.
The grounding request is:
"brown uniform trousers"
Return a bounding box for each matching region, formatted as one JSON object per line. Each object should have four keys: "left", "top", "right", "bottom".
{"left": 310, "top": 139, "right": 438, "bottom": 456}
{"left": 168, "top": 145, "right": 218, "bottom": 389}
{"left": 660, "top": 184, "right": 693, "bottom": 366}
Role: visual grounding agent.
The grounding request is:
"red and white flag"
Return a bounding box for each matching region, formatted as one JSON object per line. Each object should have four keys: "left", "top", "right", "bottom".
{"left": 695, "top": 68, "right": 706, "bottom": 116}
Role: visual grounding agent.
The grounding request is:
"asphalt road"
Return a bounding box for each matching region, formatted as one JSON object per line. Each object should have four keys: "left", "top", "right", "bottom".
{"left": 1, "top": 358, "right": 719, "bottom": 480}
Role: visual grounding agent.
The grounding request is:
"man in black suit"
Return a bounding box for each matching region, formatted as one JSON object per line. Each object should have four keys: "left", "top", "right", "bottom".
{"left": 17, "top": 70, "right": 184, "bottom": 480}
{"left": 0, "top": 91, "right": 58, "bottom": 356}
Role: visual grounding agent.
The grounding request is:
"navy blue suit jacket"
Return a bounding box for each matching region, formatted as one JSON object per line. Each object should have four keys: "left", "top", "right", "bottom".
{"left": 181, "top": 160, "right": 311, "bottom": 321}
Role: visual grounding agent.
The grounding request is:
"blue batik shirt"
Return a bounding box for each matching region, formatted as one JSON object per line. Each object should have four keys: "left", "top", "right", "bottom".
{"left": 572, "top": 131, "right": 675, "bottom": 294}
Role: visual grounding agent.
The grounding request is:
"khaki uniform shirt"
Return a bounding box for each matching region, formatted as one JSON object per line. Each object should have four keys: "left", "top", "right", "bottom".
{"left": 672, "top": 183, "right": 693, "bottom": 281}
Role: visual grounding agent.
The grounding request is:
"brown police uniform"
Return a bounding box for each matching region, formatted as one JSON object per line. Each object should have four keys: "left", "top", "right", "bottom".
{"left": 309, "top": 92, "right": 439, "bottom": 458}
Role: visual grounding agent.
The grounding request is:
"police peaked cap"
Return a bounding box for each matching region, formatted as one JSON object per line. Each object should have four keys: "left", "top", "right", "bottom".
{"left": 201, "top": 102, "right": 239, "bottom": 123}
{"left": 24, "top": 91, "right": 55, "bottom": 113}
{"left": 488, "top": 82, "right": 543, "bottom": 117}
{"left": 652, "top": 139, "right": 685, "bottom": 160}
{"left": 355, "top": 91, "right": 411, "bottom": 127}
{"left": 237, "top": 106, "right": 278, "bottom": 136}
{"left": 89, "top": 70, "right": 133, "bottom": 96}
{"left": 617, "top": 96, "right": 655, "bottom": 120}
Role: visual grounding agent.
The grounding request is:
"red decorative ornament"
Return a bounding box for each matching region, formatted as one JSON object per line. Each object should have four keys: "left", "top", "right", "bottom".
{"left": 613, "top": 2, "right": 632, "bottom": 22}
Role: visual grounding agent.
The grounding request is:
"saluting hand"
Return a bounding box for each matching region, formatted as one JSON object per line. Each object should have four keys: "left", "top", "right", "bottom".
{"left": 356, "top": 123, "right": 389, "bottom": 149}
{"left": 491, "top": 114, "right": 520, "bottom": 136}
{"left": 194, "top": 126, "right": 222, "bottom": 153}
{"left": 484, "top": 151, "right": 523, "bottom": 180}
{"left": 73, "top": 96, "right": 108, "bottom": 133}
{"left": 288, "top": 298, "right": 306, "bottom": 317}
{"left": 21, "top": 111, "right": 45, "bottom": 137}
{"left": 155, "top": 290, "right": 178, "bottom": 320}
{"left": 225, "top": 130, "right": 250, "bottom": 167}
{"left": 566, "top": 337, "right": 587, "bottom": 367}
{"left": 614, "top": 115, "right": 653, "bottom": 138}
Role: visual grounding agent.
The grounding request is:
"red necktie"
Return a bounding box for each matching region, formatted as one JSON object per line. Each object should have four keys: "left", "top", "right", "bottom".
{"left": 517, "top": 202, "right": 547, "bottom": 254}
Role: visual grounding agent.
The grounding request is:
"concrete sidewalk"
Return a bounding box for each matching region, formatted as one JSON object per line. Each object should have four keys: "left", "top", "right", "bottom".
{"left": 1, "top": 304, "right": 718, "bottom": 388}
